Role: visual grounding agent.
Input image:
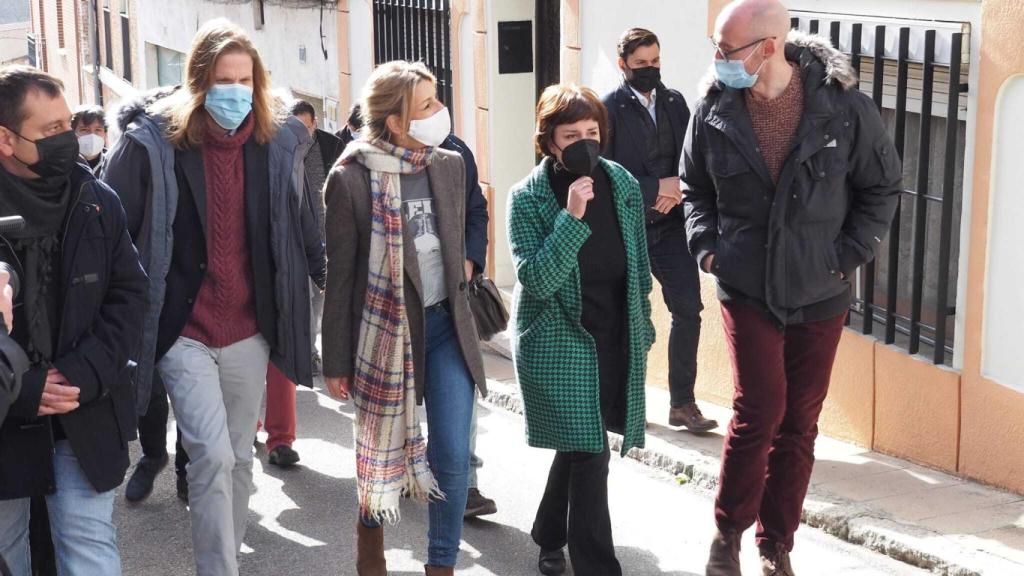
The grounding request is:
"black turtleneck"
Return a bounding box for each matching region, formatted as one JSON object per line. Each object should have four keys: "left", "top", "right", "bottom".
{"left": 548, "top": 161, "right": 629, "bottom": 432}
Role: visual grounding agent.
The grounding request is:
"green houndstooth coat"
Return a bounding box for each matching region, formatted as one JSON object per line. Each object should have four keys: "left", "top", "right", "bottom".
{"left": 507, "top": 156, "right": 655, "bottom": 456}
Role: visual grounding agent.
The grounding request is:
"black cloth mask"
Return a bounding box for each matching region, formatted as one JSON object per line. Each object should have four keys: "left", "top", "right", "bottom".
{"left": 626, "top": 66, "right": 661, "bottom": 94}
{"left": 557, "top": 139, "right": 601, "bottom": 176}
{"left": 11, "top": 129, "right": 80, "bottom": 179}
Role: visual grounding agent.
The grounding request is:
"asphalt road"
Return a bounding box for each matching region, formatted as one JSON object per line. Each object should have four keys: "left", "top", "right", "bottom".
{"left": 114, "top": 376, "right": 927, "bottom": 576}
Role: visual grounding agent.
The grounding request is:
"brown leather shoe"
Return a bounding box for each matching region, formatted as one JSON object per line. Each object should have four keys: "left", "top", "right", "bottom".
{"left": 424, "top": 565, "right": 454, "bottom": 576}
{"left": 357, "top": 521, "right": 387, "bottom": 576}
{"left": 670, "top": 402, "right": 718, "bottom": 433}
{"left": 760, "top": 542, "right": 795, "bottom": 576}
{"left": 706, "top": 530, "right": 742, "bottom": 576}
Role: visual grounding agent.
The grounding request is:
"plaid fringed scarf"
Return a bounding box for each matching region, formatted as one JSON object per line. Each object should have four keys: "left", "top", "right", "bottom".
{"left": 341, "top": 140, "right": 441, "bottom": 523}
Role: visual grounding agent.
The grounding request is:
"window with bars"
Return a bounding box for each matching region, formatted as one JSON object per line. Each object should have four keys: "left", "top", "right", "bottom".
{"left": 790, "top": 13, "right": 970, "bottom": 366}
{"left": 121, "top": 10, "right": 132, "bottom": 82}
{"left": 371, "top": 0, "right": 454, "bottom": 109}
{"left": 103, "top": 0, "right": 112, "bottom": 70}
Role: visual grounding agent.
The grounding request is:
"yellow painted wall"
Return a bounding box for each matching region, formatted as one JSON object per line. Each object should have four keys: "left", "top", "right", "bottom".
{"left": 957, "top": 0, "right": 1024, "bottom": 493}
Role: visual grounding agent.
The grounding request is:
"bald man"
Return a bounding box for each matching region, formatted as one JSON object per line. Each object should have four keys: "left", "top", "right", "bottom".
{"left": 680, "top": 1, "right": 901, "bottom": 574}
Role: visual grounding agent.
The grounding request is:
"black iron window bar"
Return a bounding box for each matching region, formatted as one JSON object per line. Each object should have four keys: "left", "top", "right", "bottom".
{"left": 372, "top": 0, "right": 454, "bottom": 109}
{"left": 792, "top": 18, "right": 967, "bottom": 365}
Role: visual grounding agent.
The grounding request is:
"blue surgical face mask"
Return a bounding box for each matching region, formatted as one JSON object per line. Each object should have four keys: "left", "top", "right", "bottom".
{"left": 204, "top": 83, "right": 254, "bottom": 130}
{"left": 714, "top": 39, "right": 768, "bottom": 90}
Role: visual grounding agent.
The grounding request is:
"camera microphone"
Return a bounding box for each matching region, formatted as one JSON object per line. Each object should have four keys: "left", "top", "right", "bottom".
{"left": 0, "top": 215, "right": 25, "bottom": 299}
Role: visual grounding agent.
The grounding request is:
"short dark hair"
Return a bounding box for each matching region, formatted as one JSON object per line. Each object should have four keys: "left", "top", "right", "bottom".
{"left": 0, "top": 65, "right": 64, "bottom": 132}
{"left": 290, "top": 99, "right": 316, "bottom": 119}
{"left": 346, "top": 103, "right": 363, "bottom": 130}
{"left": 534, "top": 84, "right": 608, "bottom": 157}
{"left": 617, "top": 28, "right": 660, "bottom": 60}
{"left": 71, "top": 104, "right": 106, "bottom": 131}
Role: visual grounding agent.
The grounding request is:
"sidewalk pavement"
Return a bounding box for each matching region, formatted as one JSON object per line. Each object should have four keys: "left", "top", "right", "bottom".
{"left": 479, "top": 346, "right": 1024, "bottom": 576}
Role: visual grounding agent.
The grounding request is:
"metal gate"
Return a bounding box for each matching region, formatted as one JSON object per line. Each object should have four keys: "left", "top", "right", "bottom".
{"left": 791, "top": 15, "right": 969, "bottom": 365}
{"left": 372, "top": 0, "right": 454, "bottom": 108}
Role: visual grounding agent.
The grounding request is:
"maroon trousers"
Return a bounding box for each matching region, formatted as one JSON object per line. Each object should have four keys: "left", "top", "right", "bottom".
{"left": 715, "top": 301, "right": 846, "bottom": 552}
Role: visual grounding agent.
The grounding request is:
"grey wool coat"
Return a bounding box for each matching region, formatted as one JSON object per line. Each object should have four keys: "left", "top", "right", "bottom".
{"left": 321, "top": 147, "right": 487, "bottom": 402}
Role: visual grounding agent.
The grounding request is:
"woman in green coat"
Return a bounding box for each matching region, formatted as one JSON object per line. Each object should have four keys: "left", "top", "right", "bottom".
{"left": 507, "top": 84, "right": 655, "bottom": 576}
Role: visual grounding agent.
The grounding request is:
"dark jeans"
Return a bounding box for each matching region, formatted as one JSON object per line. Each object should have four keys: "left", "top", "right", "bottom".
{"left": 532, "top": 444, "right": 621, "bottom": 576}
{"left": 715, "top": 301, "right": 846, "bottom": 551}
{"left": 138, "top": 370, "right": 188, "bottom": 475}
{"left": 646, "top": 221, "right": 703, "bottom": 407}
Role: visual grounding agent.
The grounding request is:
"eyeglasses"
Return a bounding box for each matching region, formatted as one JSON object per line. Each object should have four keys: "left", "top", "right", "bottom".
{"left": 709, "top": 36, "right": 774, "bottom": 59}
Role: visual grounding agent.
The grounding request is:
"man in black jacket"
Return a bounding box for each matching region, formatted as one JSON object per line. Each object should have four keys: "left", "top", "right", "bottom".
{"left": 682, "top": 2, "right": 902, "bottom": 574}
{"left": 603, "top": 28, "right": 716, "bottom": 433}
{"left": 0, "top": 65, "right": 148, "bottom": 575}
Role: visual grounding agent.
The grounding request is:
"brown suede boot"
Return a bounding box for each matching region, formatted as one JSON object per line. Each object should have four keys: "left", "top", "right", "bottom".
{"left": 759, "top": 542, "right": 795, "bottom": 576}
{"left": 706, "top": 530, "right": 742, "bottom": 576}
{"left": 424, "top": 565, "right": 454, "bottom": 576}
{"left": 357, "top": 522, "right": 387, "bottom": 576}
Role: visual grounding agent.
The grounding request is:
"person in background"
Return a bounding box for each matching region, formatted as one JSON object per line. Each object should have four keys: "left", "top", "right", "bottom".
{"left": 602, "top": 28, "right": 716, "bottom": 434}
{"left": 0, "top": 64, "right": 148, "bottom": 576}
{"left": 322, "top": 60, "right": 487, "bottom": 576}
{"left": 682, "top": 2, "right": 902, "bottom": 574}
{"left": 250, "top": 99, "right": 342, "bottom": 470}
{"left": 507, "top": 83, "right": 654, "bottom": 576}
{"left": 101, "top": 20, "right": 325, "bottom": 575}
{"left": 70, "top": 104, "right": 107, "bottom": 173}
{"left": 340, "top": 102, "right": 498, "bottom": 519}
{"left": 336, "top": 102, "right": 362, "bottom": 151}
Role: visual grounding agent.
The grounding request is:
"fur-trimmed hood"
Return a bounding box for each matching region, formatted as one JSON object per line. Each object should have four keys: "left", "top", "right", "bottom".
{"left": 698, "top": 29, "right": 858, "bottom": 97}
{"left": 106, "top": 86, "right": 179, "bottom": 143}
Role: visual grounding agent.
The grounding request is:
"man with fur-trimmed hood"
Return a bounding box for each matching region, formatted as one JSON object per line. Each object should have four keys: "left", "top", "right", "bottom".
{"left": 681, "top": 1, "right": 902, "bottom": 574}
{"left": 101, "top": 19, "right": 325, "bottom": 576}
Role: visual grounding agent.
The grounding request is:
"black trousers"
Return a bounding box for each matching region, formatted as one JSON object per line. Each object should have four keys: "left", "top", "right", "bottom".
{"left": 138, "top": 370, "right": 188, "bottom": 474}
{"left": 531, "top": 443, "right": 621, "bottom": 576}
{"left": 646, "top": 220, "right": 703, "bottom": 407}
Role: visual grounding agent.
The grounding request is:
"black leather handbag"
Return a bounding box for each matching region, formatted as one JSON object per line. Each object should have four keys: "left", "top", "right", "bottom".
{"left": 467, "top": 274, "right": 509, "bottom": 341}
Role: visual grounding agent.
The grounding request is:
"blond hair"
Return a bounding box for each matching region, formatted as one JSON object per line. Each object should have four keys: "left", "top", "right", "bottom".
{"left": 161, "top": 18, "right": 281, "bottom": 149}
{"left": 359, "top": 60, "right": 436, "bottom": 143}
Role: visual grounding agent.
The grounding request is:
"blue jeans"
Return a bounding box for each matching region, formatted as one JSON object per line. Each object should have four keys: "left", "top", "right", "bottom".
{"left": 361, "top": 305, "right": 475, "bottom": 567}
{"left": 0, "top": 441, "right": 121, "bottom": 576}
{"left": 646, "top": 221, "right": 704, "bottom": 407}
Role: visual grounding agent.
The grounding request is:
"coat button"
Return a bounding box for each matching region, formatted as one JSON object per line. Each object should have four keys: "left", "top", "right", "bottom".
{"left": 459, "top": 281, "right": 467, "bottom": 291}
{"left": 819, "top": 171, "right": 826, "bottom": 178}
{"left": 199, "top": 262, "right": 207, "bottom": 271}
{"left": 792, "top": 194, "right": 797, "bottom": 199}
{"left": 824, "top": 134, "right": 830, "bottom": 140}
{"left": 186, "top": 297, "right": 194, "bottom": 305}
{"left": 844, "top": 121, "right": 850, "bottom": 127}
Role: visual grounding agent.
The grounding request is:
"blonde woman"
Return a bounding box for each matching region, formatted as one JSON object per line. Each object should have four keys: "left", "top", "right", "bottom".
{"left": 322, "top": 60, "right": 486, "bottom": 576}
{"left": 102, "top": 19, "right": 325, "bottom": 576}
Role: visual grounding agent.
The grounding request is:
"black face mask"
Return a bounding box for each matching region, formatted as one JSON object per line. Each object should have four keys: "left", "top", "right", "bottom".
{"left": 10, "top": 129, "right": 80, "bottom": 179}
{"left": 626, "top": 66, "right": 661, "bottom": 94}
{"left": 558, "top": 139, "right": 601, "bottom": 176}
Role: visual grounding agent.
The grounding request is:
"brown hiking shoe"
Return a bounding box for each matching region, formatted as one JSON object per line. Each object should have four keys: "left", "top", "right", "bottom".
{"left": 670, "top": 402, "right": 718, "bottom": 433}
{"left": 706, "top": 530, "right": 742, "bottom": 576}
{"left": 760, "top": 543, "right": 795, "bottom": 576}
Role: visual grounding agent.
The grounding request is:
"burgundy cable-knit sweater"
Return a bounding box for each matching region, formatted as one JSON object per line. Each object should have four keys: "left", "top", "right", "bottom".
{"left": 181, "top": 116, "right": 260, "bottom": 348}
{"left": 746, "top": 63, "right": 805, "bottom": 184}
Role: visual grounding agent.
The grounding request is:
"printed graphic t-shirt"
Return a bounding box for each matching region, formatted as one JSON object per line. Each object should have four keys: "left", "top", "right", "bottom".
{"left": 400, "top": 170, "right": 447, "bottom": 307}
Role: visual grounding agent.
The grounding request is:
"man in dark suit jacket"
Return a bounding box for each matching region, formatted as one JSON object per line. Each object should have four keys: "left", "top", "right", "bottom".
{"left": 603, "top": 28, "right": 716, "bottom": 433}
{"left": 0, "top": 65, "right": 148, "bottom": 574}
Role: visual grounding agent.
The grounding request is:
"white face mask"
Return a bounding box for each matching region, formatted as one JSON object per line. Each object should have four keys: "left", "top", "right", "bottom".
{"left": 407, "top": 106, "right": 451, "bottom": 148}
{"left": 78, "top": 133, "right": 105, "bottom": 159}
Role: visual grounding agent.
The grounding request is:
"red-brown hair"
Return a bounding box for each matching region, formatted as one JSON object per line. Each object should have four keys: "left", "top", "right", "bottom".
{"left": 533, "top": 84, "right": 609, "bottom": 157}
